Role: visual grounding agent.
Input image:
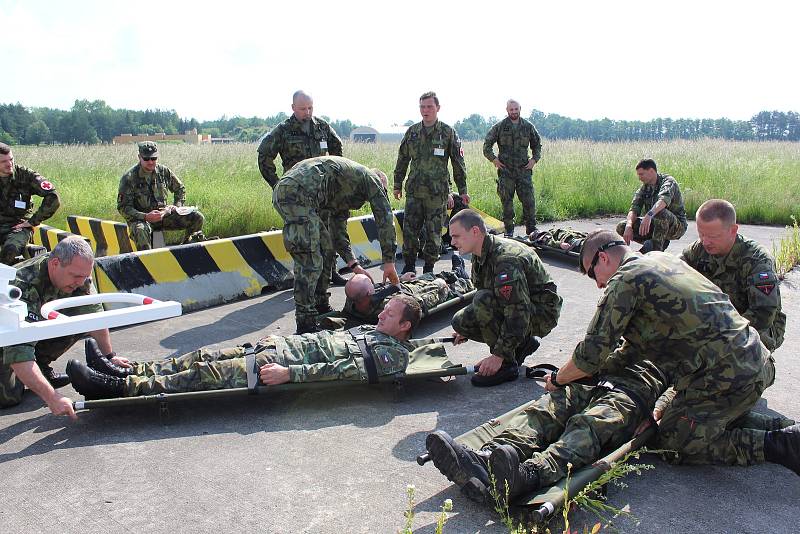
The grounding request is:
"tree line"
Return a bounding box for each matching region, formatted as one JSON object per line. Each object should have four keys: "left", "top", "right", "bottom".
{"left": 1, "top": 99, "right": 798, "bottom": 146}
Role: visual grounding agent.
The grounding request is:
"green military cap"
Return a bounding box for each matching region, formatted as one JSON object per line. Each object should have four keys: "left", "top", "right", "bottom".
{"left": 138, "top": 141, "right": 159, "bottom": 158}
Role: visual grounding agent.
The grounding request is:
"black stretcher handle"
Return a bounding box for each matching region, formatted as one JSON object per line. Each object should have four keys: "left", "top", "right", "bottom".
{"left": 417, "top": 452, "right": 431, "bottom": 465}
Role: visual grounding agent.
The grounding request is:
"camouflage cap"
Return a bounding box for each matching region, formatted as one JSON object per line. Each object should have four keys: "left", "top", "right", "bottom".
{"left": 138, "top": 141, "right": 159, "bottom": 158}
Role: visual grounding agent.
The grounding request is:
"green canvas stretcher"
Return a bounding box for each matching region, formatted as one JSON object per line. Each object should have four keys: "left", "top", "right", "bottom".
{"left": 72, "top": 341, "right": 475, "bottom": 411}
{"left": 417, "top": 397, "right": 656, "bottom": 523}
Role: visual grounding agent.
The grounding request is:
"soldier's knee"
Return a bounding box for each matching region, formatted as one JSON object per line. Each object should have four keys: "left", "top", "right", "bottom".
{"left": 472, "top": 289, "right": 497, "bottom": 310}
{"left": 615, "top": 220, "right": 627, "bottom": 236}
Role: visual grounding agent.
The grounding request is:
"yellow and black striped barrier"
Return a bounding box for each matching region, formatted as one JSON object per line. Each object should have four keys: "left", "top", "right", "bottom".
{"left": 31, "top": 224, "right": 85, "bottom": 251}
{"left": 67, "top": 215, "right": 138, "bottom": 257}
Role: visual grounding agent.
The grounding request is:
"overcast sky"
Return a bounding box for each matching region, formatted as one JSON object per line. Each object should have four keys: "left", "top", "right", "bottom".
{"left": 4, "top": 0, "right": 798, "bottom": 126}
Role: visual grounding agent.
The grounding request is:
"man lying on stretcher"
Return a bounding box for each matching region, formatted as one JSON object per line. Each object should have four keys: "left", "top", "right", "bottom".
{"left": 528, "top": 228, "right": 587, "bottom": 252}
{"left": 66, "top": 295, "right": 447, "bottom": 399}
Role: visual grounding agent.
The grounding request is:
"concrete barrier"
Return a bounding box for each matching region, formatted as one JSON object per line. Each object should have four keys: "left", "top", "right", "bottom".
{"left": 67, "top": 215, "right": 138, "bottom": 257}
{"left": 31, "top": 224, "right": 84, "bottom": 251}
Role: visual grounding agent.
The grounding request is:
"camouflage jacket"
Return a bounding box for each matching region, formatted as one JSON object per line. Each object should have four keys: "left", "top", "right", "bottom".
{"left": 393, "top": 120, "right": 468, "bottom": 200}
{"left": 255, "top": 325, "right": 445, "bottom": 383}
{"left": 472, "top": 234, "right": 562, "bottom": 360}
{"left": 276, "top": 156, "right": 397, "bottom": 263}
{"left": 0, "top": 164, "right": 60, "bottom": 227}
{"left": 342, "top": 271, "right": 475, "bottom": 324}
{"left": 533, "top": 228, "right": 587, "bottom": 252}
{"left": 257, "top": 115, "right": 343, "bottom": 188}
{"left": 2, "top": 253, "right": 102, "bottom": 365}
{"left": 681, "top": 234, "right": 786, "bottom": 351}
{"left": 483, "top": 117, "right": 542, "bottom": 170}
{"left": 117, "top": 163, "right": 186, "bottom": 222}
{"left": 572, "top": 251, "right": 772, "bottom": 395}
{"left": 629, "top": 173, "right": 687, "bottom": 225}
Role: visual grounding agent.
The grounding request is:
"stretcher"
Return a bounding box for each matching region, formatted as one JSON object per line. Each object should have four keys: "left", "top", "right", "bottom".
{"left": 513, "top": 236, "right": 581, "bottom": 263}
{"left": 72, "top": 335, "right": 476, "bottom": 412}
{"left": 416, "top": 394, "right": 656, "bottom": 523}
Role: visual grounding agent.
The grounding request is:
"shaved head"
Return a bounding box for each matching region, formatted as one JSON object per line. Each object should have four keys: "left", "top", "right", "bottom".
{"left": 345, "top": 273, "right": 374, "bottom": 301}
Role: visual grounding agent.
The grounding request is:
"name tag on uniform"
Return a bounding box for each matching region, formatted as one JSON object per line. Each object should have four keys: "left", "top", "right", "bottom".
{"left": 14, "top": 200, "right": 27, "bottom": 209}
{"left": 434, "top": 148, "right": 445, "bottom": 156}
{"left": 320, "top": 140, "right": 328, "bottom": 150}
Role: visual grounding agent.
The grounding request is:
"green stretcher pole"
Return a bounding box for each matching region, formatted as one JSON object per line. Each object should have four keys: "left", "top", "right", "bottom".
{"left": 423, "top": 290, "right": 476, "bottom": 317}
{"left": 72, "top": 364, "right": 475, "bottom": 411}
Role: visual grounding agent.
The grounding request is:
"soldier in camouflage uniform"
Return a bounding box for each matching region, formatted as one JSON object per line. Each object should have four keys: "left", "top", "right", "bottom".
{"left": 331, "top": 254, "right": 474, "bottom": 327}
{"left": 256, "top": 91, "right": 350, "bottom": 285}
{"left": 67, "top": 296, "right": 450, "bottom": 398}
{"left": 483, "top": 100, "right": 542, "bottom": 237}
{"left": 546, "top": 230, "right": 800, "bottom": 477}
{"left": 273, "top": 156, "right": 399, "bottom": 334}
{"left": 394, "top": 91, "right": 469, "bottom": 274}
{"left": 0, "top": 142, "right": 60, "bottom": 265}
{"left": 680, "top": 199, "right": 785, "bottom": 351}
{"left": 117, "top": 141, "right": 206, "bottom": 249}
{"left": 615, "top": 158, "right": 687, "bottom": 252}
{"left": 530, "top": 227, "right": 587, "bottom": 252}
{"left": 448, "top": 209, "right": 562, "bottom": 387}
{"left": 1, "top": 237, "right": 126, "bottom": 419}
{"left": 426, "top": 359, "right": 667, "bottom": 503}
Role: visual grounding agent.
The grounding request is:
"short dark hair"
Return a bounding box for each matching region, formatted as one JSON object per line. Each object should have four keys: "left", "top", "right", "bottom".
{"left": 696, "top": 199, "right": 737, "bottom": 226}
{"left": 0, "top": 142, "right": 11, "bottom": 155}
{"left": 579, "top": 229, "right": 626, "bottom": 274}
{"left": 392, "top": 294, "right": 422, "bottom": 333}
{"left": 419, "top": 91, "right": 439, "bottom": 106}
{"left": 635, "top": 158, "right": 657, "bottom": 172}
{"left": 449, "top": 208, "right": 486, "bottom": 234}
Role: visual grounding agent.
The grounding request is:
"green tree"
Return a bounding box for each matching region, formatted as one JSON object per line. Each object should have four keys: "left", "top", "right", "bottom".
{"left": 24, "top": 119, "right": 51, "bottom": 145}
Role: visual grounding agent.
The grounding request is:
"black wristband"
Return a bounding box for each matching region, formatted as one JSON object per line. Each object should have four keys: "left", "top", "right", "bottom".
{"left": 104, "top": 351, "right": 117, "bottom": 360}
{"left": 550, "top": 370, "right": 563, "bottom": 387}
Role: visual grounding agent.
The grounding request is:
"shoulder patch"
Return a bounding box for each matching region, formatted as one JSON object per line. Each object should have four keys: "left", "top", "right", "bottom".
{"left": 755, "top": 283, "right": 775, "bottom": 295}
{"left": 497, "top": 272, "right": 510, "bottom": 283}
{"left": 39, "top": 180, "right": 54, "bottom": 191}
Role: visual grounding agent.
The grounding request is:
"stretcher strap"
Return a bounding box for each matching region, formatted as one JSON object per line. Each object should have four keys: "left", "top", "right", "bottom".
{"left": 244, "top": 344, "right": 258, "bottom": 394}
{"left": 354, "top": 336, "right": 379, "bottom": 384}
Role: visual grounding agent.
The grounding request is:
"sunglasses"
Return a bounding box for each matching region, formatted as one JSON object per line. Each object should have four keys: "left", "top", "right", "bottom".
{"left": 141, "top": 156, "right": 158, "bottom": 161}
{"left": 583, "top": 240, "right": 626, "bottom": 280}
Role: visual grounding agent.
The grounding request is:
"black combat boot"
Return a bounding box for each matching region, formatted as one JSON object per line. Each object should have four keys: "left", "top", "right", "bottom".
{"left": 85, "top": 339, "right": 134, "bottom": 378}
{"left": 66, "top": 360, "right": 125, "bottom": 400}
{"left": 330, "top": 269, "right": 348, "bottom": 287}
{"left": 39, "top": 365, "right": 70, "bottom": 389}
{"left": 764, "top": 424, "right": 800, "bottom": 475}
{"left": 503, "top": 228, "right": 514, "bottom": 238}
{"left": 526, "top": 225, "right": 538, "bottom": 237}
{"left": 401, "top": 261, "right": 416, "bottom": 275}
{"left": 451, "top": 253, "right": 468, "bottom": 280}
{"left": 639, "top": 240, "right": 655, "bottom": 254}
{"left": 295, "top": 316, "right": 321, "bottom": 335}
{"left": 426, "top": 431, "right": 491, "bottom": 496}
{"left": 315, "top": 302, "right": 334, "bottom": 314}
{"left": 471, "top": 361, "right": 519, "bottom": 387}
{"left": 514, "top": 336, "right": 541, "bottom": 366}
{"left": 422, "top": 262, "right": 435, "bottom": 274}
{"left": 489, "top": 444, "right": 541, "bottom": 505}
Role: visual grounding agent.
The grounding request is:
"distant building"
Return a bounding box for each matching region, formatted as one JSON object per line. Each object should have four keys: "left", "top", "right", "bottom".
{"left": 112, "top": 128, "right": 211, "bottom": 145}
{"left": 350, "top": 125, "right": 407, "bottom": 143}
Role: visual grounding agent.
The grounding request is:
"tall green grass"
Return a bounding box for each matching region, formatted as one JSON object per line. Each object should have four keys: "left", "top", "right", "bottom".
{"left": 12, "top": 139, "right": 800, "bottom": 237}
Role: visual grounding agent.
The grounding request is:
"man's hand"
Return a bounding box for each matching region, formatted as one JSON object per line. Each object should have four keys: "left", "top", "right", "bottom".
{"left": 639, "top": 214, "right": 654, "bottom": 237}
{"left": 492, "top": 158, "right": 506, "bottom": 170}
{"left": 11, "top": 220, "right": 33, "bottom": 231}
{"left": 622, "top": 224, "right": 634, "bottom": 245}
{"left": 652, "top": 407, "right": 663, "bottom": 422}
{"left": 475, "top": 354, "right": 504, "bottom": 376}
{"left": 393, "top": 190, "right": 403, "bottom": 200}
{"left": 351, "top": 264, "right": 373, "bottom": 282}
{"left": 47, "top": 394, "right": 77, "bottom": 420}
{"left": 446, "top": 193, "right": 455, "bottom": 210}
{"left": 382, "top": 262, "right": 399, "bottom": 285}
{"left": 460, "top": 193, "right": 470, "bottom": 205}
{"left": 145, "top": 210, "right": 164, "bottom": 223}
{"left": 453, "top": 332, "right": 468, "bottom": 345}
{"left": 110, "top": 355, "right": 131, "bottom": 368}
{"left": 399, "top": 272, "right": 416, "bottom": 282}
{"left": 544, "top": 374, "right": 558, "bottom": 392}
{"left": 524, "top": 158, "right": 536, "bottom": 170}
{"left": 259, "top": 363, "right": 290, "bottom": 385}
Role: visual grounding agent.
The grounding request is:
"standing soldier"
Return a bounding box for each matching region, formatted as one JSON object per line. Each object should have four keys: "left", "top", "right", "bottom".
{"left": 615, "top": 158, "right": 687, "bottom": 252}
{"left": 273, "top": 156, "right": 399, "bottom": 334}
{"left": 483, "top": 100, "right": 542, "bottom": 237}
{"left": 448, "top": 209, "right": 562, "bottom": 387}
{"left": 117, "top": 142, "right": 206, "bottom": 249}
{"left": 257, "top": 90, "right": 349, "bottom": 285}
{"left": 0, "top": 142, "right": 60, "bottom": 265}
{"left": 394, "top": 91, "right": 469, "bottom": 275}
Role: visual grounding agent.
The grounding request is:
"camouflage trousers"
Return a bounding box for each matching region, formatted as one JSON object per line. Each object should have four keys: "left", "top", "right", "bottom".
{"left": 497, "top": 170, "right": 536, "bottom": 234}
{"left": 451, "top": 289, "right": 560, "bottom": 364}
{"left": 482, "top": 383, "right": 644, "bottom": 488}
{"left": 0, "top": 225, "right": 33, "bottom": 266}
{"left": 657, "top": 357, "right": 777, "bottom": 466}
{"left": 128, "top": 209, "right": 205, "bottom": 250}
{"left": 0, "top": 334, "right": 83, "bottom": 407}
{"left": 615, "top": 211, "right": 687, "bottom": 250}
{"left": 402, "top": 194, "right": 447, "bottom": 266}
{"left": 273, "top": 182, "right": 336, "bottom": 325}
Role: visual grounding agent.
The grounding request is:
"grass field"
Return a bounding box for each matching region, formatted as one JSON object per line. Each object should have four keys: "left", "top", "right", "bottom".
{"left": 12, "top": 139, "right": 800, "bottom": 238}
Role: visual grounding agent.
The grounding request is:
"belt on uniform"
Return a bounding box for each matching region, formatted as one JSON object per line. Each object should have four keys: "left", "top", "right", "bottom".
{"left": 349, "top": 328, "right": 379, "bottom": 384}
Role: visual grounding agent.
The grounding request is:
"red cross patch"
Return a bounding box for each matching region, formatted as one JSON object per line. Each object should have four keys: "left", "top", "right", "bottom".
{"left": 755, "top": 284, "right": 774, "bottom": 295}
{"left": 499, "top": 285, "right": 513, "bottom": 301}
{"left": 39, "top": 180, "right": 54, "bottom": 191}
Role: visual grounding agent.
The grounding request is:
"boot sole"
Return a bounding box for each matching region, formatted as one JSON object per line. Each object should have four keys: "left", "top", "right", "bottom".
{"left": 461, "top": 477, "right": 490, "bottom": 504}
{"left": 426, "top": 432, "right": 470, "bottom": 487}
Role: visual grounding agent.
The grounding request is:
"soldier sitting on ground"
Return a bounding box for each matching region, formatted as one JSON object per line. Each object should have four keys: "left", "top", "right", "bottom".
{"left": 66, "top": 295, "right": 451, "bottom": 399}
{"left": 117, "top": 141, "right": 207, "bottom": 249}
